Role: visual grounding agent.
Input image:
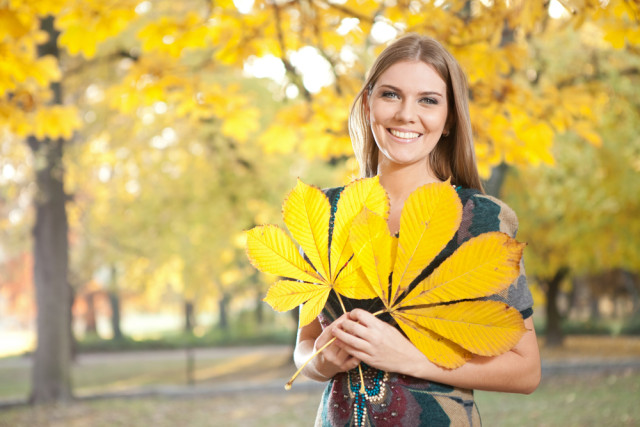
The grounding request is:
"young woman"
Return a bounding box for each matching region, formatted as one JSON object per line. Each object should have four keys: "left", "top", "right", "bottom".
{"left": 294, "top": 34, "right": 541, "bottom": 426}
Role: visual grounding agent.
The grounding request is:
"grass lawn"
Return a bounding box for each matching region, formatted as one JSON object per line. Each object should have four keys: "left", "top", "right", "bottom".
{"left": 0, "top": 346, "right": 295, "bottom": 401}
{"left": 1, "top": 336, "right": 639, "bottom": 426}
{"left": 475, "top": 370, "right": 640, "bottom": 426}
{"left": 0, "top": 370, "right": 638, "bottom": 426}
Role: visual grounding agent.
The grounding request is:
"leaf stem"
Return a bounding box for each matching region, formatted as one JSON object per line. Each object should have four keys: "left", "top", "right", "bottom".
{"left": 285, "top": 336, "right": 337, "bottom": 390}
{"left": 335, "top": 292, "right": 366, "bottom": 394}
{"left": 335, "top": 291, "right": 347, "bottom": 314}
{"left": 286, "top": 296, "right": 390, "bottom": 391}
{"left": 286, "top": 290, "right": 368, "bottom": 392}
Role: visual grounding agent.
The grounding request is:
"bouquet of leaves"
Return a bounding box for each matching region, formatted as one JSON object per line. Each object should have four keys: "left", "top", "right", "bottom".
{"left": 245, "top": 177, "right": 526, "bottom": 389}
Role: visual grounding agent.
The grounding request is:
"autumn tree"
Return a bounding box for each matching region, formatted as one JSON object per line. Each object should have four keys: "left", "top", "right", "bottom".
{"left": 504, "top": 28, "right": 640, "bottom": 346}
{"left": 2, "top": 0, "right": 639, "bottom": 402}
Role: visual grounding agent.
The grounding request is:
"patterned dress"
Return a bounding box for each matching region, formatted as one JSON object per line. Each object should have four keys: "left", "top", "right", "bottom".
{"left": 314, "top": 186, "right": 534, "bottom": 427}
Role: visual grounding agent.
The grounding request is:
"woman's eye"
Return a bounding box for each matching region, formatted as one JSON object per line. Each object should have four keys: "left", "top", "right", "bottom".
{"left": 420, "top": 97, "right": 438, "bottom": 105}
{"left": 381, "top": 91, "right": 399, "bottom": 99}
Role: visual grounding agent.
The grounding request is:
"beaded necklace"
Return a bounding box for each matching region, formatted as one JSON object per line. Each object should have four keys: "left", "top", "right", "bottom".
{"left": 348, "top": 365, "right": 390, "bottom": 426}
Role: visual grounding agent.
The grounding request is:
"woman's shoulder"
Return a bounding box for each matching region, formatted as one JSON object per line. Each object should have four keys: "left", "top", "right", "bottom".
{"left": 322, "top": 186, "right": 345, "bottom": 197}
{"left": 457, "top": 188, "right": 519, "bottom": 238}
{"left": 322, "top": 186, "right": 346, "bottom": 210}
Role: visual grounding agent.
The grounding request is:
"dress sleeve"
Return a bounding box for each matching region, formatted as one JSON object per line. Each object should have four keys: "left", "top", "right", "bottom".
{"left": 461, "top": 193, "right": 534, "bottom": 319}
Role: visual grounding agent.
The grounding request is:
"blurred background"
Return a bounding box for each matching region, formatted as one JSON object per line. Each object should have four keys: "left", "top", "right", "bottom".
{"left": 0, "top": 0, "right": 639, "bottom": 425}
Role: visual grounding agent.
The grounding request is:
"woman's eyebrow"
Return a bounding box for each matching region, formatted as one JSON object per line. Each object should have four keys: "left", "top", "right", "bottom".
{"left": 377, "top": 84, "right": 444, "bottom": 98}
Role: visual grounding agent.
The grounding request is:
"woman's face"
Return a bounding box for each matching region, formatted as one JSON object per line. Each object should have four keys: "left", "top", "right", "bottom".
{"left": 366, "top": 60, "right": 449, "bottom": 173}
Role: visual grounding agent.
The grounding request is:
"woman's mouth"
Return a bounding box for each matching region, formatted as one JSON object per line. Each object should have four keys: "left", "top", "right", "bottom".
{"left": 388, "top": 128, "right": 421, "bottom": 141}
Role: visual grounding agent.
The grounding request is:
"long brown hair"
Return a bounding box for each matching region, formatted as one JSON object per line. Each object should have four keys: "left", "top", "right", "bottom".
{"left": 349, "top": 34, "right": 484, "bottom": 192}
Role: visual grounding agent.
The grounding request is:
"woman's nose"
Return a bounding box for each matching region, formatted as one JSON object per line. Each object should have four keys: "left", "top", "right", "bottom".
{"left": 394, "top": 100, "right": 416, "bottom": 122}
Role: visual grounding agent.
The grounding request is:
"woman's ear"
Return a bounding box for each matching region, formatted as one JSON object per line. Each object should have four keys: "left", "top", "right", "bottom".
{"left": 363, "top": 90, "right": 371, "bottom": 120}
{"left": 362, "top": 90, "right": 371, "bottom": 125}
{"left": 444, "top": 111, "right": 455, "bottom": 137}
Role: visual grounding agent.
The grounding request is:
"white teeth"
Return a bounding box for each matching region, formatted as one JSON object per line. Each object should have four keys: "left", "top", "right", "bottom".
{"left": 389, "top": 129, "right": 420, "bottom": 139}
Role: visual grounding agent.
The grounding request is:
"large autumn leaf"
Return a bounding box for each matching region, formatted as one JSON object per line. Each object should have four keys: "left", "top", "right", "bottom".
{"left": 245, "top": 177, "right": 387, "bottom": 327}
{"left": 350, "top": 181, "right": 527, "bottom": 369}
{"left": 390, "top": 180, "right": 462, "bottom": 304}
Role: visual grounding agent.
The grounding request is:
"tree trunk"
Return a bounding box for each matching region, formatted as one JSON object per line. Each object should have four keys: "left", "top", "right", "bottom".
{"left": 218, "top": 293, "right": 229, "bottom": 330}
{"left": 108, "top": 264, "right": 123, "bottom": 340}
{"left": 69, "top": 284, "right": 77, "bottom": 362}
{"left": 483, "top": 162, "right": 509, "bottom": 198}
{"left": 589, "top": 296, "right": 600, "bottom": 321}
{"left": 184, "top": 300, "right": 195, "bottom": 334}
{"left": 255, "top": 290, "right": 264, "bottom": 324}
{"left": 108, "top": 291, "right": 123, "bottom": 340}
{"left": 621, "top": 270, "right": 639, "bottom": 314}
{"left": 28, "top": 16, "right": 72, "bottom": 404}
{"left": 544, "top": 266, "right": 570, "bottom": 348}
{"left": 85, "top": 293, "right": 98, "bottom": 335}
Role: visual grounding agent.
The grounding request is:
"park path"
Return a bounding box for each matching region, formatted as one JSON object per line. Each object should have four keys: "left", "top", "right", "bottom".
{"left": 0, "top": 345, "right": 290, "bottom": 367}
{"left": 1, "top": 338, "right": 639, "bottom": 408}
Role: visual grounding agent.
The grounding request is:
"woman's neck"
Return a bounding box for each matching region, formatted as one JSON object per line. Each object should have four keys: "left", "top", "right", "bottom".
{"left": 377, "top": 161, "right": 441, "bottom": 204}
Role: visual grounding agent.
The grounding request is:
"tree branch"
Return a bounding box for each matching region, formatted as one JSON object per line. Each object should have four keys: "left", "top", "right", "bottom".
{"left": 314, "top": 0, "right": 376, "bottom": 23}
{"left": 65, "top": 50, "right": 139, "bottom": 77}
{"left": 272, "top": 1, "right": 312, "bottom": 101}
{"left": 557, "top": 67, "right": 640, "bottom": 88}
{"left": 309, "top": 0, "right": 343, "bottom": 96}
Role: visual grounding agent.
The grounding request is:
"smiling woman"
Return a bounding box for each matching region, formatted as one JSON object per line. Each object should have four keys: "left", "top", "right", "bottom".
{"left": 293, "top": 34, "right": 540, "bottom": 427}
{"left": 366, "top": 61, "right": 448, "bottom": 204}
{"left": 364, "top": 60, "right": 451, "bottom": 235}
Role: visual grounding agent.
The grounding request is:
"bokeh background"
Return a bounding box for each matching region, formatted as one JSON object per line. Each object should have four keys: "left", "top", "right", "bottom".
{"left": 0, "top": 0, "right": 639, "bottom": 425}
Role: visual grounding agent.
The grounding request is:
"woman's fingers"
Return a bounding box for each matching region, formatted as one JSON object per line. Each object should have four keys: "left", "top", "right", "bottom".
{"left": 338, "top": 317, "right": 369, "bottom": 338}
{"left": 348, "top": 308, "right": 379, "bottom": 325}
{"left": 321, "top": 339, "right": 360, "bottom": 371}
{"left": 333, "top": 340, "right": 369, "bottom": 362}
{"left": 332, "top": 324, "right": 371, "bottom": 353}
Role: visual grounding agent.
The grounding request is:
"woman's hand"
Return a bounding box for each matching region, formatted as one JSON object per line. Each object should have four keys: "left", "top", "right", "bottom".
{"left": 294, "top": 315, "right": 361, "bottom": 382}
{"left": 312, "top": 313, "right": 362, "bottom": 378}
{"left": 331, "top": 309, "right": 424, "bottom": 375}
{"left": 332, "top": 309, "right": 541, "bottom": 394}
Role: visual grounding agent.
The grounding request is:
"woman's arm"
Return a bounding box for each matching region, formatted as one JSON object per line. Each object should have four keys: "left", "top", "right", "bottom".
{"left": 331, "top": 309, "right": 541, "bottom": 394}
{"left": 294, "top": 314, "right": 362, "bottom": 382}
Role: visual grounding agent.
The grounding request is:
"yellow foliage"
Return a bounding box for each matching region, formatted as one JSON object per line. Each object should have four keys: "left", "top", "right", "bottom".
{"left": 210, "top": 13, "right": 282, "bottom": 66}
{"left": 248, "top": 178, "right": 526, "bottom": 368}
{"left": 349, "top": 208, "right": 395, "bottom": 303}
{"left": 595, "top": 0, "right": 640, "bottom": 49}
{"left": 259, "top": 122, "right": 298, "bottom": 155}
{"left": 342, "top": 0, "right": 381, "bottom": 19}
{"left": 0, "top": 8, "right": 33, "bottom": 40}
{"left": 330, "top": 176, "right": 389, "bottom": 282}
{"left": 137, "top": 12, "right": 214, "bottom": 58}
{"left": 57, "top": 0, "right": 138, "bottom": 58}
{"left": 2, "top": 0, "right": 628, "bottom": 180}
{"left": 259, "top": 104, "right": 307, "bottom": 154}
{"left": 246, "top": 178, "right": 387, "bottom": 327}
{"left": 107, "top": 56, "right": 191, "bottom": 113}
{"left": 260, "top": 89, "right": 354, "bottom": 158}
{"left": 349, "top": 181, "right": 526, "bottom": 368}
{"left": 247, "top": 224, "right": 324, "bottom": 284}
{"left": 391, "top": 180, "right": 462, "bottom": 302}
{"left": 30, "top": 105, "right": 81, "bottom": 140}
{"left": 0, "top": 37, "right": 61, "bottom": 95}
{"left": 211, "top": 84, "right": 260, "bottom": 143}
{"left": 400, "top": 300, "right": 525, "bottom": 358}
{"left": 574, "top": 121, "right": 603, "bottom": 147}
{"left": 282, "top": 179, "right": 332, "bottom": 280}
{"left": 9, "top": 0, "right": 66, "bottom": 16}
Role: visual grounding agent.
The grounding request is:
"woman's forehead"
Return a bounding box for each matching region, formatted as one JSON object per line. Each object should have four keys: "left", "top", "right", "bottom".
{"left": 375, "top": 60, "right": 447, "bottom": 92}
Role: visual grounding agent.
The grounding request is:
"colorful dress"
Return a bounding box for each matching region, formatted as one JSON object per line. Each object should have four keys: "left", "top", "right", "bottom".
{"left": 314, "top": 186, "right": 534, "bottom": 427}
